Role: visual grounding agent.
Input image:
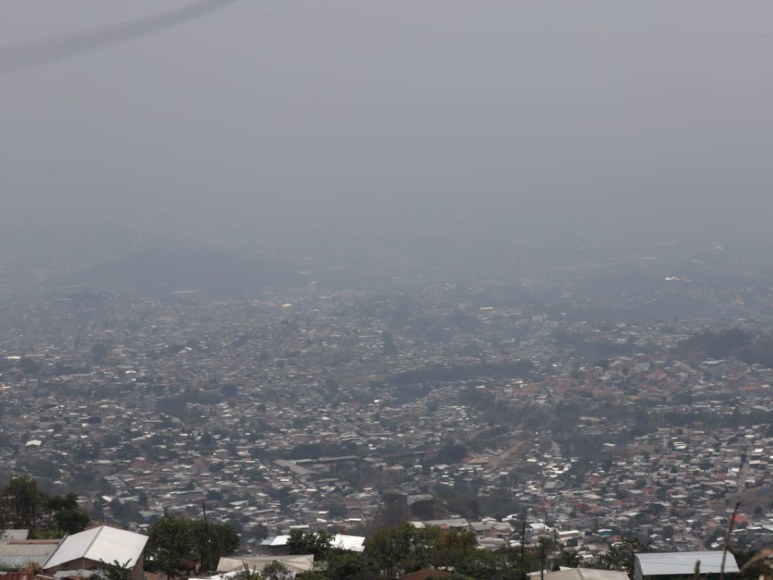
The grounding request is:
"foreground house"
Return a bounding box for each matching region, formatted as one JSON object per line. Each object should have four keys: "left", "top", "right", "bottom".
{"left": 634, "top": 552, "right": 739, "bottom": 580}
{"left": 42, "top": 525, "right": 148, "bottom": 580}
{"left": 0, "top": 531, "right": 60, "bottom": 571}
{"left": 534, "top": 570, "right": 630, "bottom": 580}
{"left": 215, "top": 555, "right": 315, "bottom": 576}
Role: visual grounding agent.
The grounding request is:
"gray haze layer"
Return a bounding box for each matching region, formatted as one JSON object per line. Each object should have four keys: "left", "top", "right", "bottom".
{"left": 2, "top": 1, "right": 773, "bottom": 255}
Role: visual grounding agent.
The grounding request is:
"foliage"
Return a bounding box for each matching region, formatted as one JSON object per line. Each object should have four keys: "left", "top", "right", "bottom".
{"left": 0, "top": 477, "right": 90, "bottom": 535}
{"left": 326, "top": 551, "right": 379, "bottom": 580}
{"left": 453, "top": 549, "right": 535, "bottom": 580}
{"left": 435, "top": 442, "right": 468, "bottom": 465}
{"left": 259, "top": 561, "right": 293, "bottom": 580}
{"left": 146, "top": 515, "right": 196, "bottom": 578}
{"left": 364, "top": 522, "right": 478, "bottom": 579}
{"left": 193, "top": 518, "right": 241, "bottom": 572}
{"left": 381, "top": 332, "right": 399, "bottom": 356}
{"left": 145, "top": 514, "right": 240, "bottom": 577}
{"left": 593, "top": 537, "right": 652, "bottom": 578}
{"left": 287, "top": 529, "right": 333, "bottom": 560}
{"left": 99, "top": 559, "right": 132, "bottom": 580}
{"left": 553, "top": 550, "right": 582, "bottom": 570}
{"left": 728, "top": 546, "right": 758, "bottom": 580}
{"left": 233, "top": 563, "right": 262, "bottom": 580}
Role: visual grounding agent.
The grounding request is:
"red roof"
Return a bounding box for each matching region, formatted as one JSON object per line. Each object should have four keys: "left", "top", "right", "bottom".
{"left": 402, "top": 571, "right": 452, "bottom": 580}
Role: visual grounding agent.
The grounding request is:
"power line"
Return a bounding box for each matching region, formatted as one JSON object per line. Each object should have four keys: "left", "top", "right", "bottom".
{"left": 0, "top": 0, "right": 239, "bottom": 77}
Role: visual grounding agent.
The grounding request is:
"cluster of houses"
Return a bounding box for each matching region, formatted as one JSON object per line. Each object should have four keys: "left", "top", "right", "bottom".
{"left": 0, "top": 524, "right": 746, "bottom": 580}
{"left": 1, "top": 289, "right": 773, "bottom": 561}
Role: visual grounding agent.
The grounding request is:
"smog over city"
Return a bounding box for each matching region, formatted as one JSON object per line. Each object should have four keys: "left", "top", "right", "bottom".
{"left": 1, "top": 2, "right": 773, "bottom": 578}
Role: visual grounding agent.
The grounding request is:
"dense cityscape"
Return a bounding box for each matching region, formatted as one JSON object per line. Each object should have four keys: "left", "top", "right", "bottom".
{"left": 4, "top": 1, "right": 773, "bottom": 578}
{"left": 3, "top": 251, "right": 773, "bottom": 577}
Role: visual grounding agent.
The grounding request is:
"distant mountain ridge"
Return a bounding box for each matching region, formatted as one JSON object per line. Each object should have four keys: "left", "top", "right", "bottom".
{"left": 56, "top": 247, "right": 302, "bottom": 298}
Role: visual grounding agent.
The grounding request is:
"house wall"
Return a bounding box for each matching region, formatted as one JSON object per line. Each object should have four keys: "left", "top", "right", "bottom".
{"left": 43, "top": 555, "right": 144, "bottom": 580}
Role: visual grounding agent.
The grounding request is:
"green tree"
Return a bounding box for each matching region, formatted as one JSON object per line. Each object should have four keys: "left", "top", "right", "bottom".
{"left": 259, "top": 561, "right": 293, "bottom": 580}
{"left": 287, "top": 529, "right": 333, "bottom": 560}
{"left": 326, "top": 552, "right": 379, "bottom": 580}
{"left": 364, "top": 521, "right": 418, "bottom": 578}
{"left": 1, "top": 476, "right": 44, "bottom": 530}
{"left": 99, "top": 559, "right": 132, "bottom": 580}
{"left": 17, "top": 358, "right": 40, "bottom": 377}
{"left": 553, "top": 550, "right": 581, "bottom": 570}
{"left": 593, "top": 537, "right": 651, "bottom": 578}
{"left": 91, "top": 343, "right": 110, "bottom": 364}
{"left": 54, "top": 508, "right": 90, "bottom": 534}
{"left": 429, "top": 528, "right": 478, "bottom": 569}
{"left": 191, "top": 519, "right": 240, "bottom": 573}
{"left": 381, "top": 332, "right": 399, "bottom": 356}
{"left": 146, "top": 515, "right": 196, "bottom": 579}
{"left": 727, "top": 547, "right": 757, "bottom": 580}
{"left": 233, "top": 563, "right": 262, "bottom": 580}
{"left": 454, "top": 549, "right": 531, "bottom": 580}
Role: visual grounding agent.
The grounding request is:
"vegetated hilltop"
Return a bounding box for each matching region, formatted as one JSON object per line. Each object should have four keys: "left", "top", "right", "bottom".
{"left": 52, "top": 247, "right": 303, "bottom": 299}
{"left": 671, "top": 328, "right": 773, "bottom": 367}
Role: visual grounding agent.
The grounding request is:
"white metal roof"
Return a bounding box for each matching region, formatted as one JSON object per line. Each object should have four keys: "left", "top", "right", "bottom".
{"left": 331, "top": 534, "right": 365, "bottom": 553}
{"left": 530, "top": 569, "right": 629, "bottom": 580}
{"left": 44, "top": 526, "right": 148, "bottom": 570}
{"left": 264, "top": 534, "right": 364, "bottom": 553}
{"left": 636, "top": 552, "right": 739, "bottom": 575}
{"left": 217, "top": 555, "right": 314, "bottom": 574}
{"left": 0, "top": 530, "right": 30, "bottom": 540}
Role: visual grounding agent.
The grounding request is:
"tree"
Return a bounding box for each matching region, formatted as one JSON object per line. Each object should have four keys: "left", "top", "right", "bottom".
{"left": 728, "top": 546, "right": 758, "bottom": 580}
{"left": 553, "top": 550, "right": 581, "bottom": 570}
{"left": 99, "top": 559, "right": 132, "bottom": 580}
{"left": 429, "top": 528, "right": 477, "bottom": 570}
{"left": 364, "top": 522, "right": 418, "bottom": 579}
{"left": 145, "top": 515, "right": 196, "bottom": 579}
{"left": 381, "top": 332, "right": 399, "bottom": 356}
{"left": 326, "top": 552, "right": 379, "bottom": 580}
{"left": 287, "top": 529, "right": 333, "bottom": 560}
{"left": 91, "top": 343, "right": 110, "bottom": 365}
{"left": 1, "top": 476, "right": 44, "bottom": 530}
{"left": 54, "top": 507, "right": 90, "bottom": 534}
{"left": 17, "top": 358, "right": 40, "bottom": 377}
{"left": 233, "top": 563, "right": 262, "bottom": 580}
{"left": 259, "top": 561, "right": 293, "bottom": 580}
{"left": 593, "top": 537, "right": 651, "bottom": 578}
{"left": 453, "top": 549, "right": 532, "bottom": 580}
{"left": 0, "top": 478, "right": 91, "bottom": 537}
{"left": 435, "top": 442, "right": 468, "bottom": 465}
{"left": 191, "top": 519, "right": 240, "bottom": 573}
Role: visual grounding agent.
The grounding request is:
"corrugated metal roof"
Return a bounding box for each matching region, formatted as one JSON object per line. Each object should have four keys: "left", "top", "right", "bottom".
{"left": 43, "top": 526, "right": 147, "bottom": 571}
{"left": 636, "top": 552, "right": 739, "bottom": 575}
{"left": 0, "top": 540, "right": 60, "bottom": 569}
{"left": 0, "top": 555, "right": 52, "bottom": 568}
{"left": 331, "top": 534, "right": 365, "bottom": 553}
{"left": 534, "top": 569, "right": 630, "bottom": 580}
{"left": 0, "top": 544, "right": 59, "bottom": 557}
{"left": 0, "top": 531, "right": 29, "bottom": 541}
{"left": 52, "top": 569, "right": 103, "bottom": 578}
{"left": 0, "top": 572, "right": 34, "bottom": 580}
{"left": 217, "top": 555, "right": 313, "bottom": 574}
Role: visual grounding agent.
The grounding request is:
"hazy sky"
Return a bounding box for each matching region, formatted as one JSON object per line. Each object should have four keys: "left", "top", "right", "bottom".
{"left": 2, "top": 1, "right": 773, "bottom": 243}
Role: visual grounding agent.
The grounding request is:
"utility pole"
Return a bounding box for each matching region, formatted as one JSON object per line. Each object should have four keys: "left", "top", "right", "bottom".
{"left": 166, "top": 536, "right": 174, "bottom": 580}
{"left": 202, "top": 501, "right": 211, "bottom": 573}
{"left": 521, "top": 521, "right": 527, "bottom": 580}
